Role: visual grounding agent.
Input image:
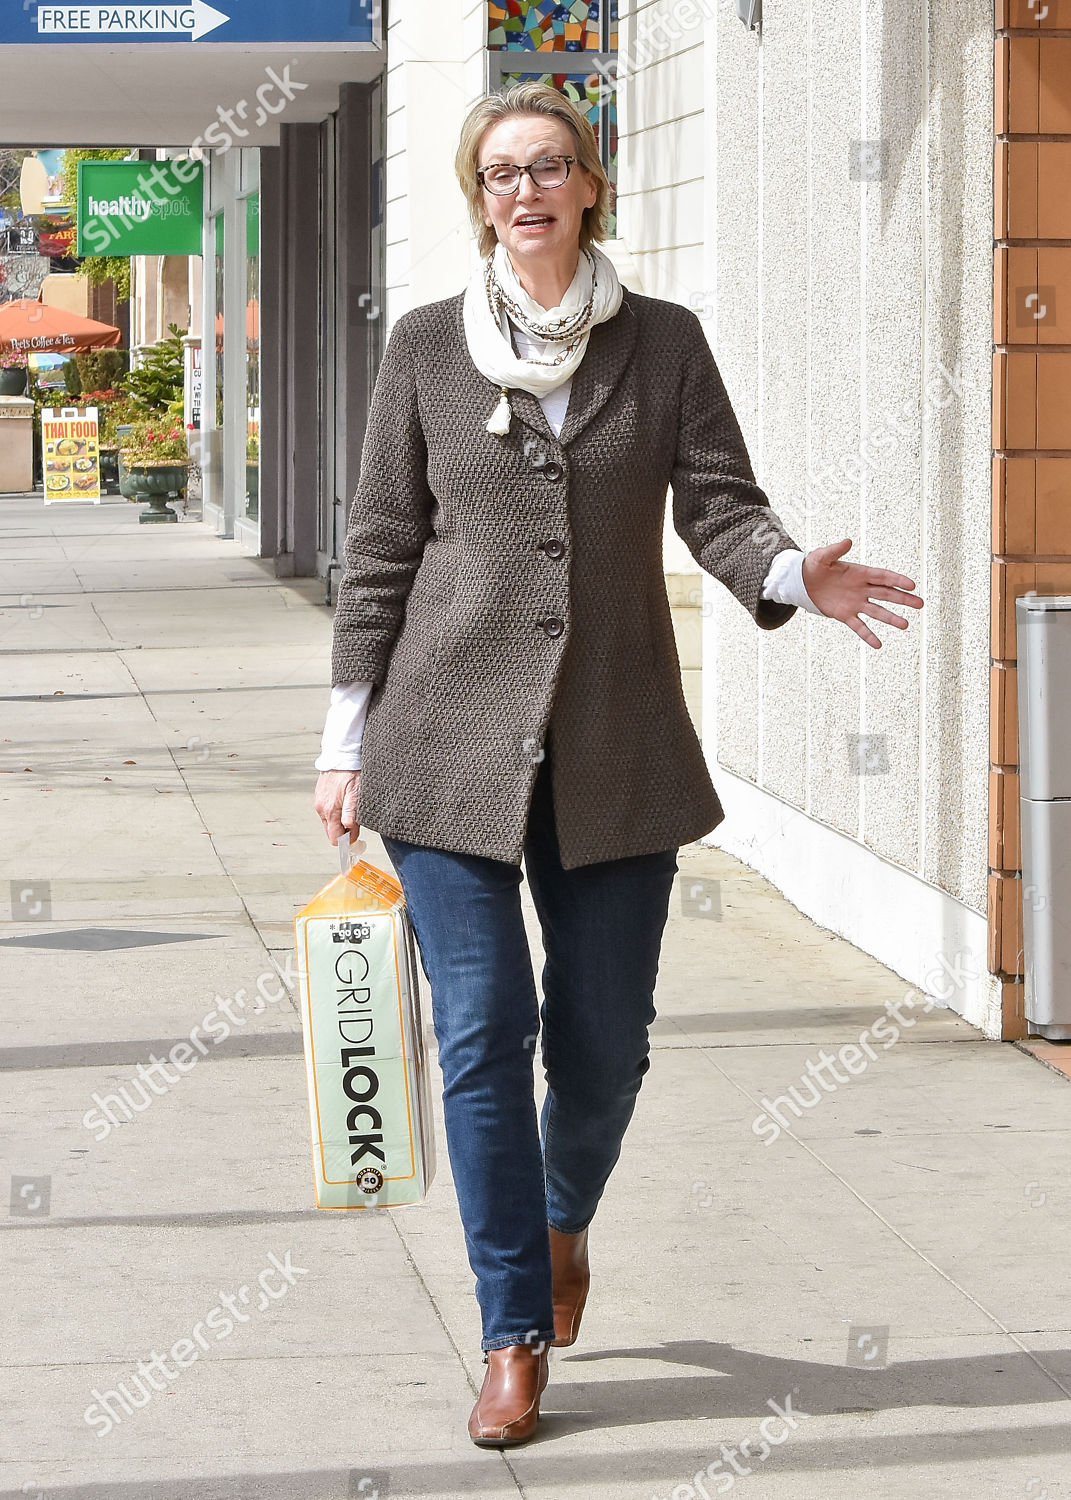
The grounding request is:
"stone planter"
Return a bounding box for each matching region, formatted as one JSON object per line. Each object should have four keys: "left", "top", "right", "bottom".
{"left": 125, "top": 463, "right": 187, "bottom": 524}
{"left": 116, "top": 428, "right": 137, "bottom": 499}
{"left": 0, "top": 368, "right": 28, "bottom": 396}
{"left": 117, "top": 453, "right": 139, "bottom": 500}
{"left": 99, "top": 447, "right": 120, "bottom": 494}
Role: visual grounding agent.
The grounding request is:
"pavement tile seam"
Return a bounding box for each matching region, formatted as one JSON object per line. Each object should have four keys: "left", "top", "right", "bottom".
{"left": 381, "top": 1211, "right": 490, "bottom": 1414}
{"left": 681, "top": 1036, "right": 973, "bottom": 1050}
{"left": 1015, "top": 1040, "right": 1071, "bottom": 1086}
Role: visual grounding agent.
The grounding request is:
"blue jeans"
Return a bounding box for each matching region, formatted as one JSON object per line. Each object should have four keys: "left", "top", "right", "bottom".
{"left": 381, "top": 729, "right": 679, "bottom": 1351}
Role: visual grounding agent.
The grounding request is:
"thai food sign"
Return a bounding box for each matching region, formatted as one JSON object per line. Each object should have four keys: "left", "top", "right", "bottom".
{"left": 43, "top": 406, "right": 101, "bottom": 504}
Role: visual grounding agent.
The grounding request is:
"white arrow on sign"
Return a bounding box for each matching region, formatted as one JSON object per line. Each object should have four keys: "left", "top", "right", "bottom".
{"left": 37, "top": 3, "right": 230, "bottom": 40}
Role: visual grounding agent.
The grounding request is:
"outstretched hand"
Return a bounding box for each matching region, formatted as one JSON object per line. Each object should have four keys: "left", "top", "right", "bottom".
{"left": 802, "top": 538, "right": 924, "bottom": 648}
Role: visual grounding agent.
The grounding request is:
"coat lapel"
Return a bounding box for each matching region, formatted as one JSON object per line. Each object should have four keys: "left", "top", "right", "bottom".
{"left": 460, "top": 285, "right": 639, "bottom": 450}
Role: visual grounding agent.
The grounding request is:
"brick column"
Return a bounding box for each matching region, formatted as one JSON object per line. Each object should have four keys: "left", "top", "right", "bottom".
{"left": 992, "top": 0, "right": 1071, "bottom": 1036}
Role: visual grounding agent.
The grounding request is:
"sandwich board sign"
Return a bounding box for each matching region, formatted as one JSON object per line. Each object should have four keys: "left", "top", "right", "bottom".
{"left": 43, "top": 407, "right": 101, "bottom": 504}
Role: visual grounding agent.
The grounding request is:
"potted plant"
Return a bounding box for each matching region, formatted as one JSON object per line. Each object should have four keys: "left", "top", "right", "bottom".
{"left": 91, "top": 390, "right": 138, "bottom": 492}
{"left": 127, "top": 325, "right": 186, "bottom": 418}
{"left": 118, "top": 419, "right": 189, "bottom": 524}
{"left": 0, "top": 349, "right": 29, "bottom": 396}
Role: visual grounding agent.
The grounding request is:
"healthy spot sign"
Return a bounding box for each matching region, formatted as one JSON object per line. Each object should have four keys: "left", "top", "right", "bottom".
{"left": 77, "top": 159, "right": 203, "bottom": 257}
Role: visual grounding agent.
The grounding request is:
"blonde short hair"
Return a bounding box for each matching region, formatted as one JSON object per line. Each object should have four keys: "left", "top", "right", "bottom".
{"left": 455, "top": 80, "right": 613, "bottom": 259}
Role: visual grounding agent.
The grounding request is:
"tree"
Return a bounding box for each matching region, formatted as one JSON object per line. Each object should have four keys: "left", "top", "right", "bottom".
{"left": 0, "top": 150, "right": 31, "bottom": 212}
{"left": 126, "top": 324, "right": 186, "bottom": 421}
{"left": 58, "top": 148, "right": 134, "bottom": 299}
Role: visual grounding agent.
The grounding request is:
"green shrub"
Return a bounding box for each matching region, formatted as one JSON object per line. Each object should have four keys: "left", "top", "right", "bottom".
{"left": 57, "top": 148, "right": 134, "bottom": 299}
{"left": 62, "top": 358, "right": 82, "bottom": 398}
{"left": 118, "top": 417, "right": 189, "bottom": 465}
{"left": 76, "top": 348, "right": 128, "bottom": 393}
{"left": 127, "top": 324, "right": 185, "bottom": 416}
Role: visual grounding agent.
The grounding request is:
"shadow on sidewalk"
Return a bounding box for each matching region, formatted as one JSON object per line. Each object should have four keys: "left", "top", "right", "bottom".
{"left": 557, "top": 1337, "right": 1070, "bottom": 1422}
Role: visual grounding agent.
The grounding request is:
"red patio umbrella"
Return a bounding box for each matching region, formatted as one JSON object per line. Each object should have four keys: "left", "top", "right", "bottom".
{"left": 0, "top": 298, "right": 121, "bottom": 356}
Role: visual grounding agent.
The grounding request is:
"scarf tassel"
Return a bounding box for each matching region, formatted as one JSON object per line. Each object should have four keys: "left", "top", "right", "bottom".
{"left": 486, "top": 385, "right": 512, "bottom": 437}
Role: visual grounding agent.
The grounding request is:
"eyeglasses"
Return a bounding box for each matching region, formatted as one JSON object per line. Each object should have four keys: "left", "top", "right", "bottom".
{"left": 476, "top": 154, "right": 576, "bottom": 196}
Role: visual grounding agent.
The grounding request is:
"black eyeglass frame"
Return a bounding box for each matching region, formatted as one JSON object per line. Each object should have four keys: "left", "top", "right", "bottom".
{"left": 475, "top": 154, "right": 577, "bottom": 195}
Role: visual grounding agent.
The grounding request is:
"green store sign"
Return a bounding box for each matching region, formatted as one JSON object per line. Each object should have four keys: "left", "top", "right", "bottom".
{"left": 77, "top": 159, "right": 203, "bottom": 257}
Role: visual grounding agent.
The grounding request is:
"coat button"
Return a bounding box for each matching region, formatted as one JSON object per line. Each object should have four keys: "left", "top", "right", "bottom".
{"left": 541, "top": 461, "right": 564, "bottom": 481}
{"left": 540, "top": 538, "right": 565, "bottom": 559}
{"left": 538, "top": 616, "right": 565, "bottom": 638}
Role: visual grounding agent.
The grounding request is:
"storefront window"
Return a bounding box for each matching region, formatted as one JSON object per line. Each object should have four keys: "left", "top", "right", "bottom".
{"left": 243, "top": 193, "right": 260, "bottom": 522}
{"left": 487, "top": 1, "right": 618, "bottom": 237}
{"left": 486, "top": 0, "right": 616, "bottom": 50}
{"left": 213, "top": 213, "right": 224, "bottom": 429}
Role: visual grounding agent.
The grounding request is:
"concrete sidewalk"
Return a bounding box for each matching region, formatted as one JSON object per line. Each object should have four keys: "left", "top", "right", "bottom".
{"left": 2, "top": 492, "right": 1071, "bottom": 1500}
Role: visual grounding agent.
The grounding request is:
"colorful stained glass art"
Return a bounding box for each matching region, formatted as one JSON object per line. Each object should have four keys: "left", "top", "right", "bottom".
{"left": 487, "top": 0, "right": 617, "bottom": 52}
{"left": 500, "top": 69, "right": 616, "bottom": 170}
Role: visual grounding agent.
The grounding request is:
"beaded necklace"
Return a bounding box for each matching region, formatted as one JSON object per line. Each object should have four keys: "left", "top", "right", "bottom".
{"left": 483, "top": 246, "right": 599, "bottom": 370}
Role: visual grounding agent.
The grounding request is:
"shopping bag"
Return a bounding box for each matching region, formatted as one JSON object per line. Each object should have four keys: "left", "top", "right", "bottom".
{"left": 293, "top": 834, "right": 435, "bottom": 1209}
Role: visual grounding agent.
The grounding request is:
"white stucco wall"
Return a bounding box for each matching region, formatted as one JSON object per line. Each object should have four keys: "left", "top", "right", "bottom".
{"left": 383, "top": 0, "right": 474, "bottom": 318}
{"left": 619, "top": 0, "right": 997, "bottom": 1031}
{"left": 384, "top": 0, "right": 999, "bottom": 1030}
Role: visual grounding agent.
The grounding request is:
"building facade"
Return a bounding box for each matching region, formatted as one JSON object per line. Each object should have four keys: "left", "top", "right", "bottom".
{"left": 369, "top": 0, "right": 1062, "bottom": 1041}
{"left": 1, "top": 2, "right": 1062, "bottom": 1040}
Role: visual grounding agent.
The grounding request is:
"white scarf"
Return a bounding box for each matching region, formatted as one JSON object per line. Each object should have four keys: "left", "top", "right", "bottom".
{"left": 462, "top": 239, "right": 623, "bottom": 436}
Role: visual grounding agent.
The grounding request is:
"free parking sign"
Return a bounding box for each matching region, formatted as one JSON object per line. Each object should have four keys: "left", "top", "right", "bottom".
{"left": 2, "top": 1, "right": 377, "bottom": 43}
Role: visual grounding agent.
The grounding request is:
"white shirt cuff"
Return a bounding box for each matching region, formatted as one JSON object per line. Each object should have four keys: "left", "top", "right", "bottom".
{"left": 314, "top": 680, "right": 374, "bottom": 771}
{"left": 761, "top": 547, "right": 823, "bottom": 615}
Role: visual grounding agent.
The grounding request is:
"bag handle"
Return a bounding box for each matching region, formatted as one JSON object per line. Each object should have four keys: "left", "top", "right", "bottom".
{"left": 338, "top": 830, "right": 368, "bottom": 874}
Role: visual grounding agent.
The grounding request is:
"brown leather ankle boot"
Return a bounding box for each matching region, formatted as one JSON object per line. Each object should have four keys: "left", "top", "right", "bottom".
{"left": 548, "top": 1224, "right": 590, "bottom": 1347}
{"left": 467, "top": 1342, "right": 550, "bottom": 1447}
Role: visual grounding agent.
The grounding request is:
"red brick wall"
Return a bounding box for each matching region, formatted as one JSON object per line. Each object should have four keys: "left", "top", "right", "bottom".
{"left": 992, "top": 0, "right": 1071, "bottom": 1034}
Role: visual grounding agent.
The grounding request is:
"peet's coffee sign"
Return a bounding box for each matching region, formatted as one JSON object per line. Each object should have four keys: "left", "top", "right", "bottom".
{"left": 76, "top": 159, "right": 203, "bottom": 257}
{"left": 10, "top": 333, "right": 77, "bottom": 352}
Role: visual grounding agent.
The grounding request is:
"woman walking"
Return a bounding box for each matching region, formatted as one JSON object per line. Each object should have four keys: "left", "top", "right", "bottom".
{"left": 314, "top": 81, "right": 922, "bottom": 1447}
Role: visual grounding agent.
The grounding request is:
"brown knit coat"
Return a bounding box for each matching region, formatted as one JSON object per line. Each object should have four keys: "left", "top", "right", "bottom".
{"left": 331, "top": 284, "right": 801, "bottom": 869}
